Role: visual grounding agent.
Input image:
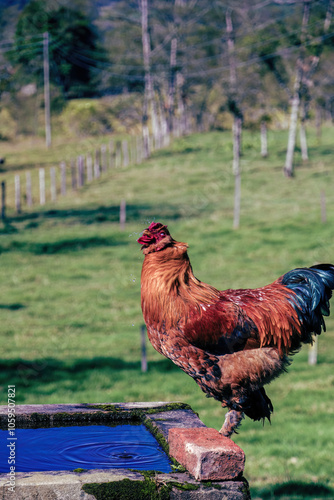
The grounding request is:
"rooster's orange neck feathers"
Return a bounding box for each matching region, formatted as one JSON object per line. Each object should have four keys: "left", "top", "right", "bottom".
{"left": 140, "top": 241, "right": 220, "bottom": 329}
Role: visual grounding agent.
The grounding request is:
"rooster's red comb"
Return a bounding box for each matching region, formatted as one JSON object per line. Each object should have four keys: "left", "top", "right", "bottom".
{"left": 148, "top": 222, "right": 168, "bottom": 233}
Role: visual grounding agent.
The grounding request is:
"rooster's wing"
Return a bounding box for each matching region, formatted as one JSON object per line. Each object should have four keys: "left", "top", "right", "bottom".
{"left": 184, "top": 264, "right": 334, "bottom": 357}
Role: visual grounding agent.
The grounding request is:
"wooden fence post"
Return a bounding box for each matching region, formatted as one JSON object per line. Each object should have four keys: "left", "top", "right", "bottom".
{"left": 130, "top": 138, "right": 134, "bottom": 163}
{"left": 15, "top": 174, "right": 21, "bottom": 213}
{"left": 39, "top": 168, "right": 45, "bottom": 205}
{"left": 141, "top": 324, "right": 148, "bottom": 373}
{"left": 71, "top": 159, "right": 77, "bottom": 190}
{"left": 115, "top": 141, "right": 122, "bottom": 168}
{"left": 1, "top": 181, "right": 6, "bottom": 220}
{"left": 81, "top": 155, "right": 85, "bottom": 186}
{"left": 109, "top": 140, "right": 115, "bottom": 168}
{"left": 120, "top": 199, "right": 126, "bottom": 230}
{"left": 101, "top": 145, "right": 107, "bottom": 173}
{"left": 261, "top": 121, "right": 268, "bottom": 158}
{"left": 77, "top": 157, "right": 81, "bottom": 188}
{"left": 26, "top": 171, "right": 32, "bottom": 207}
{"left": 86, "top": 155, "right": 93, "bottom": 183}
{"left": 136, "top": 136, "right": 143, "bottom": 164}
{"left": 122, "top": 140, "right": 129, "bottom": 167}
{"left": 60, "top": 161, "right": 66, "bottom": 196}
{"left": 308, "top": 337, "right": 318, "bottom": 365}
{"left": 77, "top": 155, "right": 84, "bottom": 188}
{"left": 94, "top": 149, "right": 100, "bottom": 178}
{"left": 50, "top": 167, "right": 56, "bottom": 202}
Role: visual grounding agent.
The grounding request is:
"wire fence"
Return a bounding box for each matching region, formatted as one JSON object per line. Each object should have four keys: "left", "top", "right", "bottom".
{"left": 0, "top": 129, "right": 176, "bottom": 222}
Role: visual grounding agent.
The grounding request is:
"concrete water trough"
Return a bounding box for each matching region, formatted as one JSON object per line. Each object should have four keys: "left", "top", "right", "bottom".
{"left": 0, "top": 401, "right": 250, "bottom": 499}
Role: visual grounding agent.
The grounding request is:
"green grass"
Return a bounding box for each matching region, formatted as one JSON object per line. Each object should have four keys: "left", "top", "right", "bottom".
{"left": 1, "top": 127, "right": 334, "bottom": 498}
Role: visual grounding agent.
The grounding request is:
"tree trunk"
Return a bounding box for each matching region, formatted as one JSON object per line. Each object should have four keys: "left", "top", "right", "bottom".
{"left": 316, "top": 104, "right": 322, "bottom": 139}
{"left": 284, "top": 87, "right": 300, "bottom": 177}
{"left": 141, "top": 0, "right": 150, "bottom": 158}
{"left": 284, "top": 0, "right": 311, "bottom": 177}
{"left": 226, "top": 9, "right": 236, "bottom": 87}
{"left": 43, "top": 32, "right": 51, "bottom": 149}
{"left": 156, "top": 89, "right": 169, "bottom": 148}
{"left": 324, "top": 0, "right": 333, "bottom": 31}
{"left": 233, "top": 116, "right": 242, "bottom": 230}
{"left": 168, "top": 37, "right": 177, "bottom": 135}
{"left": 141, "top": 0, "right": 159, "bottom": 158}
{"left": 175, "top": 72, "right": 187, "bottom": 137}
{"left": 226, "top": 9, "right": 242, "bottom": 229}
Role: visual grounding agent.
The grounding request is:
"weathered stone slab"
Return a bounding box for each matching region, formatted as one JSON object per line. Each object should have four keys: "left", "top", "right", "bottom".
{"left": 0, "top": 469, "right": 144, "bottom": 500}
{"left": 0, "top": 401, "right": 187, "bottom": 427}
{"left": 0, "top": 401, "right": 171, "bottom": 418}
{"left": 0, "top": 470, "right": 251, "bottom": 500}
{"left": 168, "top": 427, "right": 245, "bottom": 481}
{"left": 146, "top": 409, "right": 207, "bottom": 441}
{"left": 156, "top": 473, "right": 251, "bottom": 500}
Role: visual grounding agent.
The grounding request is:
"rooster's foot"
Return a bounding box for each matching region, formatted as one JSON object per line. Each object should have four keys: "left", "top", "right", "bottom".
{"left": 219, "top": 410, "right": 244, "bottom": 438}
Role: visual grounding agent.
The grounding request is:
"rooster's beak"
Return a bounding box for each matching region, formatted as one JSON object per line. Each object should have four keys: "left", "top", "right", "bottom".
{"left": 137, "top": 229, "right": 155, "bottom": 247}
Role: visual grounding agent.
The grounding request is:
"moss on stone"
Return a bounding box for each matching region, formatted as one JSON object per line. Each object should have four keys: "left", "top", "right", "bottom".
{"left": 86, "top": 402, "right": 191, "bottom": 416}
{"left": 144, "top": 403, "right": 192, "bottom": 414}
{"left": 86, "top": 404, "right": 127, "bottom": 412}
{"left": 141, "top": 416, "right": 169, "bottom": 451}
{"left": 141, "top": 415, "right": 186, "bottom": 471}
{"left": 171, "top": 464, "right": 187, "bottom": 473}
{"left": 73, "top": 468, "right": 87, "bottom": 473}
{"left": 169, "top": 481, "right": 200, "bottom": 491}
{"left": 129, "top": 469, "right": 156, "bottom": 478}
{"left": 82, "top": 478, "right": 171, "bottom": 500}
{"left": 202, "top": 481, "right": 222, "bottom": 490}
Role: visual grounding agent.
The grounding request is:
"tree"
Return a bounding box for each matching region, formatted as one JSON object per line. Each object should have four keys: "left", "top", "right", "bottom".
{"left": 284, "top": 0, "right": 311, "bottom": 177}
{"left": 255, "top": 0, "right": 333, "bottom": 177}
{"left": 141, "top": 0, "right": 155, "bottom": 157}
{"left": 95, "top": 0, "right": 144, "bottom": 95}
{"left": 225, "top": 8, "right": 243, "bottom": 230}
{"left": 8, "top": 0, "right": 105, "bottom": 97}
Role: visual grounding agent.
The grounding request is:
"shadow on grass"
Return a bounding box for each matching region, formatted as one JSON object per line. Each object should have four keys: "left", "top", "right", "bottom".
{"left": 2, "top": 235, "right": 127, "bottom": 254}
{"left": 7, "top": 203, "right": 184, "bottom": 228}
{"left": 0, "top": 357, "right": 178, "bottom": 398}
{"left": 151, "top": 146, "right": 202, "bottom": 158}
{"left": 0, "top": 303, "right": 25, "bottom": 310}
{"left": 0, "top": 202, "right": 198, "bottom": 253}
{"left": 251, "top": 481, "right": 334, "bottom": 499}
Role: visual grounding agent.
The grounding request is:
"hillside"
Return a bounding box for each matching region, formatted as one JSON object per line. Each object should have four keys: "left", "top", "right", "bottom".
{"left": 0, "top": 128, "right": 334, "bottom": 497}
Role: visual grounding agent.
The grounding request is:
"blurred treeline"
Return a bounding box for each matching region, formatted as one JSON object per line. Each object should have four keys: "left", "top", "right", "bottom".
{"left": 0, "top": 0, "right": 333, "bottom": 139}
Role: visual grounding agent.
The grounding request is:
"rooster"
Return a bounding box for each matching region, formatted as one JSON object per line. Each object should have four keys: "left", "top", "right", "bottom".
{"left": 137, "top": 222, "right": 334, "bottom": 437}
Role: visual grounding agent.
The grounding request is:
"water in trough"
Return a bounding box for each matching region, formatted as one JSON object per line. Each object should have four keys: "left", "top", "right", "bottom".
{"left": 0, "top": 424, "right": 172, "bottom": 473}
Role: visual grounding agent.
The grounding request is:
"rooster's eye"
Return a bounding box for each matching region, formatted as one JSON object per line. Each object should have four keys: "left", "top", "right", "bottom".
{"left": 160, "top": 232, "right": 165, "bottom": 237}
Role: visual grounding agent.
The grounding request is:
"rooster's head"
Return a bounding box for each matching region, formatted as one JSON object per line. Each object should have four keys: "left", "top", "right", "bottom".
{"left": 137, "top": 222, "right": 174, "bottom": 253}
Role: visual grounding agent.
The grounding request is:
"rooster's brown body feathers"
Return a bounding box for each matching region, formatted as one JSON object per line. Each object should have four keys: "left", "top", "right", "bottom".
{"left": 138, "top": 223, "right": 334, "bottom": 436}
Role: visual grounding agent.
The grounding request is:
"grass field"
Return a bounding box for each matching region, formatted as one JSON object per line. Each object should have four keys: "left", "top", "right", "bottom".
{"left": 1, "top": 127, "right": 334, "bottom": 498}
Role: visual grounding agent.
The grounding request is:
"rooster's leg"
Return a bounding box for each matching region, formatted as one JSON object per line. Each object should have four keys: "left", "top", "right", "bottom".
{"left": 219, "top": 410, "right": 244, "bottom": 438}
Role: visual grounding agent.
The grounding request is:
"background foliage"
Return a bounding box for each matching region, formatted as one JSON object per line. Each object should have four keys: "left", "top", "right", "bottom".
{"left": 1, "top": 0, "right": 334, "bottom": 138}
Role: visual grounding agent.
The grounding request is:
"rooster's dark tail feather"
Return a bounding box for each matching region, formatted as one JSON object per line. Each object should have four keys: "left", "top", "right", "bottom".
{"left": 239, "top": 388, "right": 273, "bottom": 423}
{"left": 282, "top": 264, "right": 334, "bottom": 344}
